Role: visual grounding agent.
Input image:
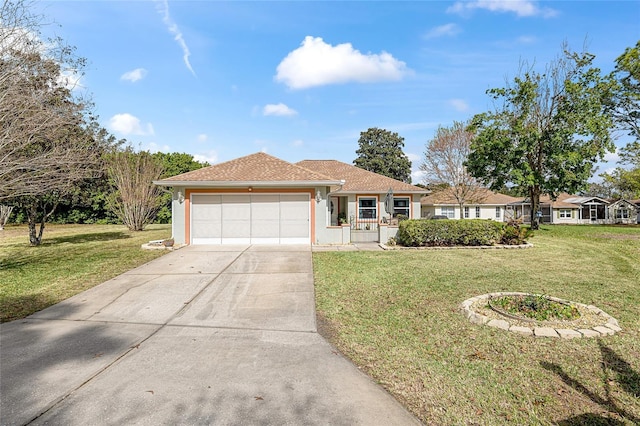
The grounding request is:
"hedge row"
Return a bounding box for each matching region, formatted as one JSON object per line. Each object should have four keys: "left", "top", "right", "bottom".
{"left": 396, "top": 219, "right": 512, "bottom": 247}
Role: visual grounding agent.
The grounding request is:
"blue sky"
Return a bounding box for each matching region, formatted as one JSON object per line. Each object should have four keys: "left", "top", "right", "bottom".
{"left": 40, "top": 0, "right": 639, "bottom": 183}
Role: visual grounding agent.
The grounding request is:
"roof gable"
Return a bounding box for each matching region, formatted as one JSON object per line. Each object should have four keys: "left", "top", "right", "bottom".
{"left": 296, "top": 160, "right": 425, "bottom": 193}
{"left": 421, "top": 187, "right": 520, "bottom": 205}
{"left": 609, "top": 199, "right": 638, "bottom": 209}
{"left": 157, "top": 152, "right": 338, "bottom": 184}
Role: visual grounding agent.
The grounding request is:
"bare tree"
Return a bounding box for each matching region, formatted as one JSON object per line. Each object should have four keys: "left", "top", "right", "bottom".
{"left": 107, "top": 149, "right": 164, "bottom": 231}
{"left": 421, "top": 121, "right": 485, "bottom": 217}
{"left": 1, "top": 0, "right": 97, "bottom": 202}
{"left": 1, "top": 0, "right": 106, "bottom": 245}
{"left": 0, "top": 205, "right": 13, "bottom": 229}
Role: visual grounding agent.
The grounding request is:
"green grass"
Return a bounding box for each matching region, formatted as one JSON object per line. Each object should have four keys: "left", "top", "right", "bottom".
{"left": 313, "top": 225, "right": 640, "bottom": 425}
{"left": 0, "top": 223, "right": 171, "bottom": 322}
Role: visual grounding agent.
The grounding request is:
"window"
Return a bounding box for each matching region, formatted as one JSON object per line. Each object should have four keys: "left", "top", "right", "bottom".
{"left": 496, "top": 207, "right": 501, "bottom": 219}
{"left": 559, "top": 209, "right": 572, "bottom": 218}
{"left": 393, "top": 197, "right": 410, "bottom": 218}
{"left": 464, "top": 207, "right": 469, "bottom": 218}
{"left": 475, "top": 206, "right": 480, "bottom": 218}
{"left": 358, "top": 197, "right": 377, "bottom": 219}
{"left": 441, "top": 206, "right": 455, "bottom": 219}
{"left": 616, "top": 208, "right": 629, "bottom": 219}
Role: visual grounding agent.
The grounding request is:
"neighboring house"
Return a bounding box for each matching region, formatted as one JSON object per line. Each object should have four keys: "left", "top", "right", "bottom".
{"left": 608, "top": 199, "right": 639, "bottom": 224}
{"left": 508, "top": 193, "right": 616, "bottom": 224}
{"left": 420, "top": 188, "right": 520, "bottom": 221}
{"left": 421, "top": 189, "right": 639, "bottom": 225}
{"left": 154, "top": 152, "right": 426, "bottom": 245}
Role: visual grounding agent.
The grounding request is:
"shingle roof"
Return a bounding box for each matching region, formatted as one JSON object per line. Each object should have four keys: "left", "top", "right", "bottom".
{"left": 539, "top": 193, "right": 579, "bottom": 208}
{"left": 296, "top": 160, "right": 426, "bottom": 193}
{"left": 156, "top": 152, "right": 339, "bottom": 185}
{"left": 421, "top": 187, "right": 520, "bottom": 205}
{"left": 508, "top": 193, "right": 609, "bottom": 208}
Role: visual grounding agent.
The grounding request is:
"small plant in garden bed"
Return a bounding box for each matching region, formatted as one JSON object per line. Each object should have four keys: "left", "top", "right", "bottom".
{"left": 489, "top": 294, "right": 580, "bottom": 321}
{"left": 500, "top": 218, "right": 533, "bottom": 245}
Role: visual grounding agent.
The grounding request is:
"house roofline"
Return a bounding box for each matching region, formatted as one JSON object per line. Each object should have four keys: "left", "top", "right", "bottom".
{"left": 329, "top": 190, "right": 427, "bottom": 195}
{"left": 154, "top": 179, "right": 344, "bottom": 187}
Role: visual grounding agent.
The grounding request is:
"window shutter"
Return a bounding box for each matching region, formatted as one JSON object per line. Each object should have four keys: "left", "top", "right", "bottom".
{"left": 572, "top": 210, "right": 575, "bottom": 219}
{"left": 557, "top": 210, "right": 560, "bottom": 219}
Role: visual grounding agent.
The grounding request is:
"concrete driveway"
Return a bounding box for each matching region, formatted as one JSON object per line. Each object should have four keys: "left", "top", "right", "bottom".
{"left": 1, "top": 245, "right": 421, "bottom": 425}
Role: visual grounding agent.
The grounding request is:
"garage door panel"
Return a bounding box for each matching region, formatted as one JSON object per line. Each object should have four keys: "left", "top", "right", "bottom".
{"left": 191, "top": 195, "right": 222, "bottom": 243}
{"left": 251, "top": 195, "right": 280, "bottom": 241}
{"left": 280, "top": 221, "right": 309, "bottom": 238}
{"left": 221, "top": 195, "right": 251, "bottom": 241}
{"left": 191, "top": 192, "right": 310, "bottom": 245}
{"left": 279, "top": 194, "right": 309, "bottom": 240}
{"left": 222, "top": 195, "right": 251, "bottom": 219}
{"left": 279, "top": 194, "right": 309, "bottom": 219}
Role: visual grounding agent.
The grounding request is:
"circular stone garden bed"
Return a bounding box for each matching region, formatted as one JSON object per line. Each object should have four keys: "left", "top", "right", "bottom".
{"left": 460, "top": 292, "right": 621, "bottom": 339}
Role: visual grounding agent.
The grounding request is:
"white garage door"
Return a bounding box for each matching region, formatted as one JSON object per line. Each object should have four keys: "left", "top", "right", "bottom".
{"left": 191, "top": 193, "right": 310, "bottom": 244}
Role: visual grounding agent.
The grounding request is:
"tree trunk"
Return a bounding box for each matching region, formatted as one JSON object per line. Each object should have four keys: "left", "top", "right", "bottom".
{"left": 27, "top": 200, "right": 57, "bottom": 246}
{"left": 0, "top": 205, "right": 13, "bottom": 230}
{"left": 28, "top": 203, "right": 41, "bottom": 246}
{"left": 529, "top": 186, "right": 541, "bottom": 230}
{"left": 459, "top": 203, "right": 465, "bottom": 219}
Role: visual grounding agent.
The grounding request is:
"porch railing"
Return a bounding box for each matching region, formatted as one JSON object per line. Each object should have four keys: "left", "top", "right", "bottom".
{"left": 351, "top": 217, "right": 379, "bottom": 231}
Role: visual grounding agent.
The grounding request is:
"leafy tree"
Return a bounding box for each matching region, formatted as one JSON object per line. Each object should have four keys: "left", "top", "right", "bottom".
{"left": 354, "top": 127, "right": 412, "bottom": 183}
{"left": 107, "top": 149, "right": 164, "bottom": 231}
{"left": 601, "top": 168, "right": 640, "bottom": 199}
{"left": 619, "top": 141, "right": 640, "bottom": 166}
{"left": 49, "top": 127, "right": 121, "bottom": 225}
{"left": 466, "top": 45, "right": 615, "bottom": 229}
{"left": 598, "top": 42, "right": 640, "bottom": 201}
{"left": 152, "top": 152, "right": 209, "bottom": 223}
{"left": 421, "top": 121, "right": 485, "bottom": 217}
{"left": 583, "top": 181, "right": 617, "bottom": 199}
{"left": 609, "top": 41, "right": 639, "bottom": 142}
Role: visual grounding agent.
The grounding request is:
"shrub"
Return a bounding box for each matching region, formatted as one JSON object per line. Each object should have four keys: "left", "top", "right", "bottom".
{"left": 500, "top": 219, "right": 533, "bottom": 245}
{"left": 397, "top": 219, "right": 504, "bottom": 247}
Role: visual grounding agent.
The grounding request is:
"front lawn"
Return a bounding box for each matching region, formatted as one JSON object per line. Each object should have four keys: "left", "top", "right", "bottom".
{"left": 0, "top": 224, "right": 171, "bottom": 322}
{"left": 313, "top": 225, "right": 640, "bottom": 425}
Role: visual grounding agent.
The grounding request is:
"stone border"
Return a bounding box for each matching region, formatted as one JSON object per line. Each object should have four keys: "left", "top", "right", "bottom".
{"left": 461, "top": 292, "right": 621, "bottom": 339}
{"left": 380, "top": 243, "right": 533, "bottom": 250}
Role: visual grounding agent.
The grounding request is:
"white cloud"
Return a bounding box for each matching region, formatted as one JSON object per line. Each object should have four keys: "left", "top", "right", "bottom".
{"left": 109, "top": 113, "right": 154, "bottom": 136}
{"left": 516, "top": 35, "right": 537, "bottom": 44}
{"left": 447, "top": 0, "right": 558, "bottom": 18}
{"left": 121, "top": 68, "right": 148, "bottom": 82}
{"left": 291, "top": 139, "right": 304, "bottom": 147}
{"left": 57, "top": 68, "right": 83, "bottom": 91}
{"left": 145, "top": 142, "right": 170, "bottom": 153}
{"left": 263, "top": 103, "right": 298, "bottom": 117}
{"left": 275, "top": 36, "right": 410, "bottom": 89}
{"left": 193, "top": 150, "right": 217, "bottom": 164}
{"left": 424, "top": 23, "right": 461, "bottom": 39}
{"left": 388, "top": 121, "right": 440, "bottom": 132}
{"left": 448, "top": 98, "right": 469, "bottom": 112}
{"left": 412, "top": 169, "right": 427, "bottom": 184}
{"left": 407, "top": 153, "right": 421, "bottom": 163}
{"left": 155, "top": 0, "right": 196, "bottom": 76}
{"left": 604, "top": 149, "right": 620, "bottom": 163}
{"left": 196, "top": 133, "right": 208, "bottom": 143}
